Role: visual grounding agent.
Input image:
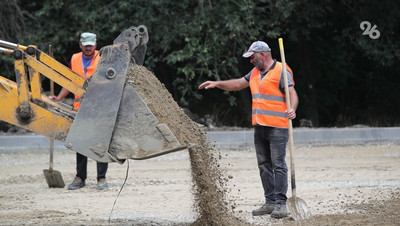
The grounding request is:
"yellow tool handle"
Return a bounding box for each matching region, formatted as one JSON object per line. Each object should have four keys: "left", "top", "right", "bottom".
{"left": 278, "top": 38, "right": 284, "bottom": 50}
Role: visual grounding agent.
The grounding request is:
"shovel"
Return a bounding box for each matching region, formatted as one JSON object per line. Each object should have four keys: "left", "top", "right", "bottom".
{"left": 278, "top": 38, "right": 311, "bottom": 221}
{"left": 43, "top": 139, "right": 65, "bottom": 188}
{"left": 43, "top": 45, "right": 65, "bottom": 188}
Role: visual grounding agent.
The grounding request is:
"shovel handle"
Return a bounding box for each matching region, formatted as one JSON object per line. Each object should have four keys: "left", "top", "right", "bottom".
{"left": 49, "top": 140, "right": 54, "bottom": 170}
{"left": 49, "top": 45, "right": 55, "bottom": 96}
{"left": 279, "top": 38, "right": 296, "bottom": 197}
{"left": 49, "top": 44, "right": 54, "bottom": 170}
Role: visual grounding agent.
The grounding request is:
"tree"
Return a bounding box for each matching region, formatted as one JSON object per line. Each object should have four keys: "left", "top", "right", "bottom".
{"left": 1, "top": 0, "right": 399, "bottom": 127}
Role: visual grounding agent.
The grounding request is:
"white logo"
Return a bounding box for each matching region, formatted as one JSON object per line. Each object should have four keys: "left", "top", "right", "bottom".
{"left": 360, "top": 21, "right": 380, "bottom": 39}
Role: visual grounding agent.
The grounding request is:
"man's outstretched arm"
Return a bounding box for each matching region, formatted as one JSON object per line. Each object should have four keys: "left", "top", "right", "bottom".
{"left": 198, "top": 77, "right": 249, "bottom": 91}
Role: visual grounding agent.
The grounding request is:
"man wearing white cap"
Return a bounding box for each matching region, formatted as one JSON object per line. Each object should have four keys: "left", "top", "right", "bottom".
{"left": 51, "top": 32, "right": 108, "bottom": 190}
{"left": 199, "top": 40, "right": 298, "bottom": 218}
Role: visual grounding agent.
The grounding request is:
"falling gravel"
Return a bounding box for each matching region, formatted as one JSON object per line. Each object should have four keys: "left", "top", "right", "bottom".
{"left": 126, "top": 64, "right": 246, "bottom": 225}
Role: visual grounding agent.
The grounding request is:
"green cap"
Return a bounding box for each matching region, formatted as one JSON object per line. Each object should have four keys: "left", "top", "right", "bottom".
{"left": 80, "top": 32, "right": 96, "bottom": 46}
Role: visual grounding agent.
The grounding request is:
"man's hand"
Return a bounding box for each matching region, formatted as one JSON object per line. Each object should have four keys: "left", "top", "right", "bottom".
{"left": 285, "top": 109, "right": 296, "bottom": 120}
{"left": 49, "top": 87, "right": 70, "bottom": 102}
{"left": 198, "top": 81, "right": 218, "bottom": 90}
{"left": 49, "top": 96, "right": 61, "bottom": 102}
{"left": 199, "top": 78, "right": 249, "bottom": 91}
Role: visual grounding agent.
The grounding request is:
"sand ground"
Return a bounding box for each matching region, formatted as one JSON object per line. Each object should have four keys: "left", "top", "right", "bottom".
{"left": 0, "top": 142, "right": 399, "bottom": 225}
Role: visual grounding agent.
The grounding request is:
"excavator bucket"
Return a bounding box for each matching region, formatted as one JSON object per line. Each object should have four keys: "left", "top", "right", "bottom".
{"left": 65, "top": 26, "right": 187, "bottom": 163}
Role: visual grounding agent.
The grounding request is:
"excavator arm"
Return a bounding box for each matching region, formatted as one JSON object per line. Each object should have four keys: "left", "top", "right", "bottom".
{"left": 0, "top": 42, "right": 78, "bottom": 140}
{"left": 0, "top": 25, "right": 188, "bottom": 163}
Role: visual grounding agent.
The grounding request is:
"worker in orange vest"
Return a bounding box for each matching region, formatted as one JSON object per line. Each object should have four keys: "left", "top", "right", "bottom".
{"left": 51, "top": 32, "right": 108, "bottom": 191}
{"left": 198, "top": 41, "right": 299, "bottom": 219}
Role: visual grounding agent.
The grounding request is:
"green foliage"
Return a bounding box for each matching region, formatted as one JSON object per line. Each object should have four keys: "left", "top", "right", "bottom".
{"left": 1, "top": 0, "right": 399, "bottom": 127}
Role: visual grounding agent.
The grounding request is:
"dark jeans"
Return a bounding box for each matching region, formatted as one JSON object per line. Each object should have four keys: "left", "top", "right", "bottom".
{"left": 76, "top": 152, "right": 108, "bottom": 181}
{"left": 254, "top": 126, "right": 288, "bottom": 205}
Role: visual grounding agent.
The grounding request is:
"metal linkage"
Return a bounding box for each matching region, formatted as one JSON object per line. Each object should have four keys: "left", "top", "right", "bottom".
{"left": 0, "top": 47, "right": 14, "bottom": 55}
{"left": 0, "top": 40, "right": 27, "bottom": 50}
{"left": 112, "top": 25, "right": 149, "bottom": 65}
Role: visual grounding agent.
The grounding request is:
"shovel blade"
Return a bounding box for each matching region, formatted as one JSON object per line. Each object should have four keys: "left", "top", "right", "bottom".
{"left": 287, "top": 196, "right": 312, "bottom": 221}
{"left": 43, "top": 169, "right": 65, "bottom": 188}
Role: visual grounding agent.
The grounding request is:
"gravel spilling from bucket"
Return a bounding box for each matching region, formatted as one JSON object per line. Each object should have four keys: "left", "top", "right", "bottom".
{"left": 126, "top": 65, "right": 246, "bottom": 225}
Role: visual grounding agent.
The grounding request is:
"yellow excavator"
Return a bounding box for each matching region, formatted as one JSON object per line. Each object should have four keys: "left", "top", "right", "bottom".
{"left": 0, "top": 25, "right": 187, "bottom": 164}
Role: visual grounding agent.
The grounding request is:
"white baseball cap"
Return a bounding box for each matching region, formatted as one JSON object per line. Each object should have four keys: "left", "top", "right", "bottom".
{"left": 242, "top": 41, "right": 271, "bottom": 58}
{"left": 80, "top": 32, "right": 97, "bottom": 46}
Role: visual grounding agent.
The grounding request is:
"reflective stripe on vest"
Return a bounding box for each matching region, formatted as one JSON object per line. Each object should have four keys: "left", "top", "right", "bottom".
{"left": 70, "top": 51, "right": 100, "bottom": 110}
{"left": 249, "top": 62, "right": 293, "bottom": 128}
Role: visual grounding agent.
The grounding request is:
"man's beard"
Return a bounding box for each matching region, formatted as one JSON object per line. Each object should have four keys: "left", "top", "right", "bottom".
{"left": 255, "top": 58, "right": 264, "bottom": 70}
{"left": 83, "top": 51, "right": 94, "bottom": 58}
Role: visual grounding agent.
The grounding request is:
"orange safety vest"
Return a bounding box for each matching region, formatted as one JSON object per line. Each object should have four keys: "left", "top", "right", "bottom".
{"left": 70, "top": 51, "right": 100, "bottom": 110}
{"left": 249, "top": 62, "right": 294, "bottom": 128}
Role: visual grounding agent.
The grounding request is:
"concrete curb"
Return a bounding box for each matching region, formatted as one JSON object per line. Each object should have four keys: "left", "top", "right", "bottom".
{"left": 205, "top": 127, "right": 400, "bottom": 147}
{"left": 0, "top": 127, "right": 399, "bottom": 150}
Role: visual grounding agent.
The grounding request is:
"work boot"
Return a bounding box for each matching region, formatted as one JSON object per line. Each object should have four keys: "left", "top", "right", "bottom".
{"left": 67, "top": 177, "right": 85, "bottom": 190}
{"left": 252, "top": 203, "right": 275, "bottom": 216}
{"left": 97, "top": 178, "right": 108, "bottom": 190}
{"left": 271, "top": 204, "right": 289, "bottom": 219}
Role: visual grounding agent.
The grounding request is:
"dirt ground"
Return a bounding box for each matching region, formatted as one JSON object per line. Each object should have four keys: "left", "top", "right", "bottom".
{"left": 0, "top": 142, "right": 399, "bottom": 225}
{"left": 1, "top": 65, "right": 399, "bottom": 225}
